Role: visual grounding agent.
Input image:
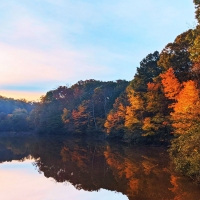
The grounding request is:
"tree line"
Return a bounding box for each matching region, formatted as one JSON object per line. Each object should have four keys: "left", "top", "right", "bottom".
{"left": 0, "top": 96, "right": 36, "bottom": 131}
{"left": 0, "top": 0, "right": 200, "bottom": 183}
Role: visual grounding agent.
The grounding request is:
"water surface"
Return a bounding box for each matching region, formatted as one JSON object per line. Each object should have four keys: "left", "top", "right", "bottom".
{"left": 0, "top": 134, "right": 199, "bottom": 200}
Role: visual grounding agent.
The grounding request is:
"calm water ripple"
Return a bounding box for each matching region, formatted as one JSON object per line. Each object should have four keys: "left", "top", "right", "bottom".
{"left": 0, "top": 134, "right": 199, "bottom": 200}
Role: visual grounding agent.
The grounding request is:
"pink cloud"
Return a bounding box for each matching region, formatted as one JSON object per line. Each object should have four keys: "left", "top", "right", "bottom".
{"left": 0, "top": 42, "right": 114, "bottom": 85}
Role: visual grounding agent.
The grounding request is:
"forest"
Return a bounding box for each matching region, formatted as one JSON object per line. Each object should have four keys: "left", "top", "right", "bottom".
{"left": 0, "top": 96, "right": 36, "bottom": 131}
{"left": 0, "top": 0, "right": 200, "bottom": 183}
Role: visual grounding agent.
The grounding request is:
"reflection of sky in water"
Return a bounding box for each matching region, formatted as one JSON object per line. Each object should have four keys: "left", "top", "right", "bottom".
{"left": 0, "top": 160, "right": 128, "bottom": 200}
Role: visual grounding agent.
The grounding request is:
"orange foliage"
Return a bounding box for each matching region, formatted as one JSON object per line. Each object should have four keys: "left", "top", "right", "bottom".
{"left": 147, "top": 82, "right": 160, "bottom": 91}
{"left": 173, "top": 81, "right": 198, "bottom": 112}
{"left": 142, "top": 160, "right": 158, "bottom": 175}
{"left": 104, "top": 112, "right": 119, "bottom": 133}
{"left": 118, "top": 103, "right": 127, "bottom": 118}
{"left": 72, "top": 110, "right": 80, "bottom": 121}
{"left": 163, "top": 121, "right": 168, "bottom": 126}
{"left": 171, "top": 80, "right": 200, "bottom": 134}
{"left": 104, "top": 102, "right": 126, "bottom": 133}
{"left": 192, "top": 63, "right": 200, "bottom": 74}
{"left": 160, "top": 68, "right": 200, "bottom": 134}
{"left": 128, "top": 179, "right": 139, "bottom": 194}
{"left": 169, "top": 175, "right": 187, "bottom": 200}
{"left": 104, "top": 146, "right": 139, "bottom": 195}
{"left": 160, "top": 68, "right": 181, "bottom": 100}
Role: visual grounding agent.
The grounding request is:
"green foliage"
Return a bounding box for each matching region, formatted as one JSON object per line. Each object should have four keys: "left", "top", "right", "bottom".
{"left": 158, "top": 30, "right": 195, "bottom": 82}
{"left": 194, "top": 0, "right": 200, "bottom": 23}
{"left": 169, "top": 127, "right": 200, "bottom": 182}
{"left": 0, "top": 96, "right": 35, "bottom": 114}
{"left": 0, "top": 96, "right": 37, "bottom": 132}
{"left": 32, "top": 98, "right": 64, "bottom": 133}
{"left": 130, "top": 51, "right": 161, "bottom": 92}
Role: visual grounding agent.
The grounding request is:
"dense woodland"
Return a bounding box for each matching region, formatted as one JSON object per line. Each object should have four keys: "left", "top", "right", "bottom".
{"left": 0, "top": 96, "right": 36, "bottom": 131}
{"left": 0, "top": 0, "right": 200, "bottom": 183}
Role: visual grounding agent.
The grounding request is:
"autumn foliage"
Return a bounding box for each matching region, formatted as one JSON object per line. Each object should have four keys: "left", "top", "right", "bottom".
{"left": 160, "top": 68, "right": 182, "bottom": 100}
{"left": 7, "top": 1, "right": 200, "bottom": 183}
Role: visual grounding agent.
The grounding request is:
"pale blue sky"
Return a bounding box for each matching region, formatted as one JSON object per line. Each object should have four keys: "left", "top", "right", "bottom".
{"left": 0, "top": 160, "right": 128, "bottom": 200}
{"left": 0, "top": 0, "right": 196, "bottom": 100}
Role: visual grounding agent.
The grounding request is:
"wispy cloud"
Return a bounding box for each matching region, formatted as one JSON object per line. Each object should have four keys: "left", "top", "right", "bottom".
{"left": 0, "top": 42, "right": 118, "bottom": 85}
{"left": 0, "top": 0, "right": 195, "bottom": 100}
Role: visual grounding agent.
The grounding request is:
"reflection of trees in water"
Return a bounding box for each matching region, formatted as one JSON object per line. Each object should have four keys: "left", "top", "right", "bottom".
{"left": 0, "top": 133, "right": 34, "bottom": 162}
{"left": 104, "top": 145, "right": 173, "bottom": 200}
{"left": 0, "top": 134, "right": 199, "bottom": 200}
{"left": 36, "top": 138, "right": 116, "bottom": 192}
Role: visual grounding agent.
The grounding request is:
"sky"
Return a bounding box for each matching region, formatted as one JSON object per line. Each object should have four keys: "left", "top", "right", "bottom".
{"left": 0, "top": 160, "right": 128, "bottom": 200}
{"left": 0, "top": 0, "right": 196, "bottom": 101}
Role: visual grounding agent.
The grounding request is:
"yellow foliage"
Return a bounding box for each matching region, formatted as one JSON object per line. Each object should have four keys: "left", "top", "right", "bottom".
{"left": 104, "top": 112, "right": 118, "bottom": 133}
{"left": 142, "top": 117, "right": 158, "bottom": 135}
{"left": 125, "top": 87, "right": 143, "bottom": 129}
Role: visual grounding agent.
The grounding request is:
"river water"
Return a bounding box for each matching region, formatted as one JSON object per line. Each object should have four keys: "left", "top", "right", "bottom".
{"left": 0, "top": 133, "right": 199, "bottom": 200}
